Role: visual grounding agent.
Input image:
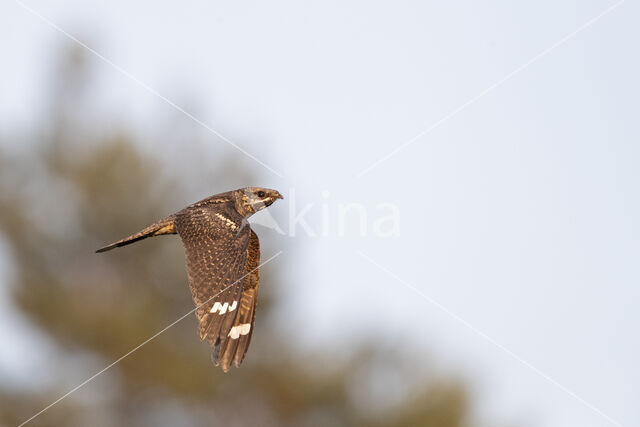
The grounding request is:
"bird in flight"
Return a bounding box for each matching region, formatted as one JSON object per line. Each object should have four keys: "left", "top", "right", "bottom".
{"left": 96, "top": 187, "right": 283, "bottom": 371}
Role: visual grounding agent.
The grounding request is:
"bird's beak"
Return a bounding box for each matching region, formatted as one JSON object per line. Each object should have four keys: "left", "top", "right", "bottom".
{"left": 274, "top": 191, "right": 284, "bottom": 200}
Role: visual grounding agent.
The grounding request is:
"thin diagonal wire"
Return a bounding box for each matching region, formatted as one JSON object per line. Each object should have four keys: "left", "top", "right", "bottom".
{"left": 18, "top": 251, "right": 283, "bottom": 427}
{"left": 13, "top": 0, "right": 283, "bottom": 178}
{"left": 358, "top": 251, "right": 623, "bottom": 427}
{"left": 357, "top": 0, "right": 624, "bottom": 178}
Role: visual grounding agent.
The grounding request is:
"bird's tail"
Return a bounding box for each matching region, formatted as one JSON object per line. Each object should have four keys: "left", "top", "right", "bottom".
{"left": 95, "top": 216, "right": 177, "bottom": 253}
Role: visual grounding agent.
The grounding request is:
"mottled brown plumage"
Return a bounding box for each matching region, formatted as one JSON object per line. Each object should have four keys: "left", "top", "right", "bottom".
{"left": 96, "top": 187, "right": 282, "bottom": 371}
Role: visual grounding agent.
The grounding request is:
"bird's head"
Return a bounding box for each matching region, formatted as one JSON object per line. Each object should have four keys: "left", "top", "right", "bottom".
{"left": 233, "top": 187, "right": 283, "bottom": 217}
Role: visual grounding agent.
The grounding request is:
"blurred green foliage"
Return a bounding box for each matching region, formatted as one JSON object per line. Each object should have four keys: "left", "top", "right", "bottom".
{"left": 0, "top": 46, "right": 471, "bottom": 427}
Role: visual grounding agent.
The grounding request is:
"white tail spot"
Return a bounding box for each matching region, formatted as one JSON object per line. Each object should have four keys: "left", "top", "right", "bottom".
{"left": 228, "top": 323, "right": 251, "bottom": 339}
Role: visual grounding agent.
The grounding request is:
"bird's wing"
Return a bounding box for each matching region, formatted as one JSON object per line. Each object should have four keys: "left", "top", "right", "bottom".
{"left": 218, "top": 229, "right": 261, "bottom": 370}
{"left": 174, "top": 207, "right": 253, "bottom": 371}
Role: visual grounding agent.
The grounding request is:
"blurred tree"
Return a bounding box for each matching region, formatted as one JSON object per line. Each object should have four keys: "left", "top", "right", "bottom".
{"left": 0, "top": 45, "right": 472, "bottom": 427}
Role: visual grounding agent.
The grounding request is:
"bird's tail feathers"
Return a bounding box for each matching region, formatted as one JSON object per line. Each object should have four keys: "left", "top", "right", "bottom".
{"left": 95, "top": 216, "right": 176, "bottom": 253}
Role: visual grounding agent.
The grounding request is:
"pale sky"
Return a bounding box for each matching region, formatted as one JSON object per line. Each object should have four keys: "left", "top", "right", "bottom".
{"left": 1, "top": 1, "right": 638, "bottom": 426}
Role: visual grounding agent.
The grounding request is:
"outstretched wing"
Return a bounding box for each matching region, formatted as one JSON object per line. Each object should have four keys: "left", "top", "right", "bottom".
{"left": 217, "top": 229, "right": 261, "bottom": 369}
{"left": 174, "top": 206, "right": 253, "bottom": 371}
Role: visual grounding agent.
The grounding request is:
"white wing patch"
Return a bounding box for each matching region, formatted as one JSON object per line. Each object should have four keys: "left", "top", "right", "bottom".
{"left": 228, "top": 323, "right": 251, "bottom": 339}
{"left": 210, "top": 300, "right": 238, "bottom": 314}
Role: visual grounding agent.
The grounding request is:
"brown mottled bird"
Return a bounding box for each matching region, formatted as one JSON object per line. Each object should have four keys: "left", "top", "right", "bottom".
{"left": 96, "top": 187, "right": 283, "bottom": 371}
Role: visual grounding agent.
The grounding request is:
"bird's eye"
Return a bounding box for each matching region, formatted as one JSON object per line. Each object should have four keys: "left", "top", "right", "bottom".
{"left": 257, "top": 191, "right": 266, "bottom": 198}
